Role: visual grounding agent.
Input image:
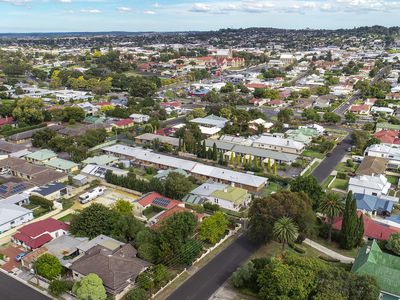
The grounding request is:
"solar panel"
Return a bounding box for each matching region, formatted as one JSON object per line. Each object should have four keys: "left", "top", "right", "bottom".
{"left": 0, "top": 185, "right": 8, "bottom": 194}
{"left": 153, "top": 197, "right": 170, "bottom": 208}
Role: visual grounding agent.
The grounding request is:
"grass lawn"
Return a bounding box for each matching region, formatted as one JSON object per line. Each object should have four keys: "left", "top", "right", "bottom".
{"left": 143, "top": 206, "right": 164, "bottom": 219}
{"left": 322, "top": 175, "right": 335, "bottom": 190}
{"left": 335, "top": 162, "right": 357, "bottom": 174}
{"left": 312, "top": 235, "right": 358, "bottom": 258}
{"left": 58, "top": 213, "right": 74, "bottom": 223}
{"left": 303, "top": 161, "right": 320, "bottom": 177}
{"left": 33, "top": 207, "right": 50, "bottom": 218}
{"left": 387, "top": 175, "right": 399, "bottom": 185}
{"left": 302, "top": 150, "right": 325, "bottom": 159}
{"left": 330, "top": 178, "right": 349, "bottom": 191}
{"left": 262, "top": 182, "right": 281, "bottom": 196}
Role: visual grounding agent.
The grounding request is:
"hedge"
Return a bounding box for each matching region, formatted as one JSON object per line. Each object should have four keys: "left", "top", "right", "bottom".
{"left": 3, "top": 123, "right": 46, "bottom": 136}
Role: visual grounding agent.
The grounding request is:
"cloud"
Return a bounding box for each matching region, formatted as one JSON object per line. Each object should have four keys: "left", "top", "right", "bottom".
{"left": 80, "top": 8, "right": 101, "bottom": 13}
{"left": 117, "top": 6, "right": 133, "bottom": 13}
{"left": 143, "top": 10, "right": 156, "bottom": 14}
{"left": 58, "top": 0, "right": 71, "bottom": 3}
{"left": 0, "top": 0, "right": 31, "bottom": 6}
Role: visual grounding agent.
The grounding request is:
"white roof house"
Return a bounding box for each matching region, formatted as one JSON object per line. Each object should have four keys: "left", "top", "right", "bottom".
{"left": 365, "top": 144, "right": 400, "bottom": 168}
{"left": 129, "top": 114, "right": 150, "bottom": 123}
{"left": 348, "top": 175, "right": 391, "bottom": 197}
{"left": 103, "top": 144, "right": 268, "bottom": 191}
{"left": 190, "top": 115, "right": 228, "bottom": 128}
{"left": 252, "top": 135, "right": 305, "bottom": 154}
{"left": 0, "top": 203, "right": 33, "bottom": 234}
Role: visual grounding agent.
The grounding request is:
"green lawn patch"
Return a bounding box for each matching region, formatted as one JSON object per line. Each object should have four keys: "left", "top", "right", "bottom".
{"left": 33, "top": 207, "right": 51, "bottom": 218}
{"left": 303, "top": 161, "right": 320, "bottom": 177}
{"left": 58, "top": 213, "right": 74, "bottom": 223}
{"left": 143, "top": 206, "right": 164, "bottom": 219}
{"left": 262, "top": 182, "right": 281, "bottom": 196}
{"left": 330, "top": 178, "right": 349, "bottom": 191}
{"left": 302, "top": 150, "right": 325, "bottom": 159}
{"left": 312, "top": 235, "right": 358, "bottom": 258}
{"left": 387, "top": 175, "right": 399, "bottom": 185}
{"left": 322, "top": 175, "right": 335, "bottom": 190}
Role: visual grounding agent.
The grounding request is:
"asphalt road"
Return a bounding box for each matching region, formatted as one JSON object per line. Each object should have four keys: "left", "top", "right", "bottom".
{"left": 0, "top": 272, "right": 50, "bottom": 300}
{"left": 166, "top": 234, "right": 258, "bottom": 300}
{"left": 312, "top": 134, "right": 353, "bottom": 184}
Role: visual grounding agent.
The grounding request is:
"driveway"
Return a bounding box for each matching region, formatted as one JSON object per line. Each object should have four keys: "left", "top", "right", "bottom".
{"left": 0, "top": 244, "right": 24, "bottom": 272}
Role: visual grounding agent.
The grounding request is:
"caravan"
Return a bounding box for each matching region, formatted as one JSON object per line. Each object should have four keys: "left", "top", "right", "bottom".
{"left": 79, "top": 186, "right": 106, "bottom": 204}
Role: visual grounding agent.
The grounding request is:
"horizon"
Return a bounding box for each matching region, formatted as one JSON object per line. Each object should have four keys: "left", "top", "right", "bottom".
{"left": 2, "top": 0, "right": 400, "bottom": 33}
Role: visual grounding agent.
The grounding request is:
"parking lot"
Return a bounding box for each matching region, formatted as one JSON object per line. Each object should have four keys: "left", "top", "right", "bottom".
{"left": 91, "top": 188, "right": 139, "bottom": 207}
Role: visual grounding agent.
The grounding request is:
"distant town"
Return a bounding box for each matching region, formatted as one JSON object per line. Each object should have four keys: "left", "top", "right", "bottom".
{"left": 0, "top": 26, "right": 399, "bottom": 300}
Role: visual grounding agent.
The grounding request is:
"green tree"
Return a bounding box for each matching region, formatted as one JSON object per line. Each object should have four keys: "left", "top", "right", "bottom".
{"left": 340, "top": 192, "right": 363, "bottom": 249}
{"left": 212, "top": 143, "right": 218, "bottom": 161}
{"left": 231, "top": 261, "right": 256, "bottom": 288}
{"left": 345, "top": 111, "right": 357, "bottom": 123}
{"left": 73, "top": 273, "right": 107, "bottom": 300}
{"left": 112, "top": 199, "right": 133, "bottom": 215}
{"left": 164, "top": 172, "right": 194, "bottom": 200}
{"left": 323, "top": 111, "right": 341, "bottom": 123}
{"left": 126, "top": 288, "right": 147, "bottom": 300}
{"left": 69, "top": 203, "right": 115, "bottom": 238}
{"left": 248, "top": 191, "right": 316, "bottom": 243}
{"left": 319, "top": 192, "right": 344, "bottom": 242}
{"left": 199, "top": 211, "right": 228, "bottom": 244}
{"left": 49, "top": 280, "right": 72, "bottom": 296}
{"left": 290, "top": 175, "right": 324, "bottom": 209}
{"left": 273, "top": 217, "right": 298, "bottom": 251}
{"left": 277, "top": 109, "right": 293, "bottom": 124}
{"left": 267, "top": 158, "right": 271, "bottom": 173}
{"left": 386, "top": 232, "right": 400, "bottom": 255}
{"left": 35, "top": 253, "right": 62, "bottom": 280}
{"left": 12, "top": 97, "right": 44, "bottom": 125}
{"left": 111, "top": 214, "right": 144, "bottom": 243}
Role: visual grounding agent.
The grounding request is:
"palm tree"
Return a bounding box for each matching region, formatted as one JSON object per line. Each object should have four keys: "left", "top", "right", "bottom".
{"left": 273, "top": 217, "right": 298, "bottom": 251}
{"left": 319, "top": 192, "right": 344, "bottom": 242}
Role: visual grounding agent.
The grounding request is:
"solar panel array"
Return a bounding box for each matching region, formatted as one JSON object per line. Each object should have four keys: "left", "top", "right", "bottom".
{"left": 12, "top": 183, "right": 26, "bottom": 194}
{"left": 93, "top": 167, "right": 107, "bottom": 177}
{"left": 0, "top": 185, "right": 8, "bottom": 194}
{"left": 153, "top": 197, "right": 170, "bottom": 208}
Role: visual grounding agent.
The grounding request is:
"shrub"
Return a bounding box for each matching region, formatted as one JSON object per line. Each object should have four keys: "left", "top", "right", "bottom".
{"left": 35, "top": 253, "right": 62, "bottom": 280}
{"left": 289, "top": 243, "right": 306, "bottom": 254}
{"left": 336, "top": 172, "right": 348, "bottom": 180}
{"left": 30, "top": 195, "right": 53, "bottom": 210}
{"left": 346, "top": 159, "right": 354, "bottom": 167}
{"left": 318, "top": 255, "right": 340, "bottom": 263}
{"left": 49, "top": 279, "right": 73, "bottom": 296}
{"left": 203, "top": 202, "right": 220, "bottom": 212}
{"left": 126, "top": 288, "right": 147, "bottom": 300}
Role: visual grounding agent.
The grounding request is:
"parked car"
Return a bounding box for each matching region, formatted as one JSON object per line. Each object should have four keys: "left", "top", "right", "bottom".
{"left": 15, "top": 252, "right": 29, "bottom": 262}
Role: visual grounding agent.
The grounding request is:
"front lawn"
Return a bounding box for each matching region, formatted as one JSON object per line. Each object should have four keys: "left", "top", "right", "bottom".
{"left": 262, "top": 182, "right": 281, "bottom": 196}
{"left": 330, "top": 178, "right": 349, "bottom": 191}
{"left": 387, "top": 175, "right": 399, "bottom": 185}
{"left": 322, "top": 175, "right": 335, "bottom": 190}
{"left": 302, "top": 150, "right": 325, "bottom": 159}
{"left": 58, "top": 213, "right": 74, "bottom": 223}
{"left": 303, "top": 161, "right": 320, "bottom": 177}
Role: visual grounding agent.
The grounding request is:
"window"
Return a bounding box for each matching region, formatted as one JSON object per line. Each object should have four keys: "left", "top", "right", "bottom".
{"left": 372, "top": 192, "right": 377, "bottom": 196}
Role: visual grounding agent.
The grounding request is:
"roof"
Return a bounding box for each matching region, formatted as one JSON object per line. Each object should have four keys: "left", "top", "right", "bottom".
{"left": 82, "top": 155, "right": 118, "bottom": 165}
{"left": 373, "top": 130, "right": 400, "bottom": 145}
{"left": 0, "top": 203, "right": 32, "bottom": 226}
{"left": 350, "top": 104, "right": 370, "bottom": 112}
{"left": 25, "top": 149, "right": 57, "bottom": 161}
{"left": 376, "top": 122, "right": 400, "bottom": 131}
{"left": 136, "top": 192, "right": 181, "bottom": 210}
{"left": 188, "top": 181, "right": 227, "bottom": 197}
{"left": 252, "top": 135, "right": 305, "bottom": 150}
{"left": 332, "top": 212, "right": 400, "bottom": 240}
{"left": 353, "top": 193, "right": 395, "bottom": 214}
{"left": 15, "top": 218, "right": 68, "bottom": 239}
{"left": 77, "top": 234, "right": 124, "bottom": 253}
{"left": 44, "top": 235, "right": 89, "bottom": 266}
{"left": 349, "top": 174, "right": 390, "bottom": 191}
{"left": 352, "top": 240, "right": 400, "bottom": 297}
{"left": 70, "top": 244, "right": 151, "bottom": 294}
{"left": 211, "top": 186, "right": 248, "bottom": 205}
{"left": 33, "top": 182, "right": 67, "bottom": 197}
{"left": 356, "top": 156, "right": 387, "bottom": 176}
{"left": 113, "top": 118, "right": 134, "bottom": 127}
{"left": 0, "top": 117, "right": 14, "bottom": 126}
{"left": 135, "top": 133, "right": 179, "bottom": 147}
{"left": 13, "top": 232, "right": 53, "bottom": 249}
{"left": 0, "top": 181, "right": 32, "bottom": 198}
{"left": 190, "top": 115, "right": 228, "bottom": 128}
{"left": 44, "top": 158, "right": 78, "bottom": 171}
{"left": 0, "top": 140, "right": 26, "bottom": 153}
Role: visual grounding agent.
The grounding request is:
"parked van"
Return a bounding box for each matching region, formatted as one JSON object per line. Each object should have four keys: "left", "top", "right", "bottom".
{"left": 79, "top": 186, "right": 106, "bottom": 204}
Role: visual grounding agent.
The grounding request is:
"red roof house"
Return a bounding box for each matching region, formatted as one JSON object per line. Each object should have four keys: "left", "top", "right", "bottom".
{"left": 373, "top": 130, "right": 400, "bottom": 145}
{"left": 112, "top": 118, "right": 134, "bottom": 129}
{"left": 0, "top": 117, "right": 14, "bottom": 127}
{"left": 245, "top": 83, "right": 267, "bottom": 90}
{"left": 331, "top": 212, "right": 400, "bottom": 241}
{"left": 350, "top": 104, "right": 370, "bottom": 115}
{"left": 12, "top": 218, "right": 69, "bottom": 250}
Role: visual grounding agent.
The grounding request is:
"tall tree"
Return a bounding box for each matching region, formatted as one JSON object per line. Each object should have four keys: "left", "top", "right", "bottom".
{"left": 199, "top": 211, "right": 228, "bottom": 244}
{"left": 273, "top": 217, "right": 298, "bottom": 251}
{"left": 290, "top": 175, "right": 324, "bottom": 209}
{"left": 73, "top": 273, "right": 107, "bottom": 300}
{"left": 340, "top": 191, "right": 361, "bottom": 249}
{"left": 319, "top": 192, "right": 344, "bottom": 242}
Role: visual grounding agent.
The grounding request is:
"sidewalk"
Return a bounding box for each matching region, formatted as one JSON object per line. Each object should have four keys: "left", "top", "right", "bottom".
{"left": 304, "top": 238, "right": 354, "bottom": 263}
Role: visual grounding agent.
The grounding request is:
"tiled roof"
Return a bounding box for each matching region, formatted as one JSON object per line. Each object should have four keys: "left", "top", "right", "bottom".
{"left": 16, "top": 218, "right": 68, "bottom": 238}
{"left": 13, "top": 232, "right": 52, "bottom": 249}
{"left": 136, "top": 192, "right": 181, "bottom": 210}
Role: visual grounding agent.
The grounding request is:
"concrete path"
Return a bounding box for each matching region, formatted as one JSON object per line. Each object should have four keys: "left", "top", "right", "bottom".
{"left": 304, "top": 238, "right": 354, "bottom": 263}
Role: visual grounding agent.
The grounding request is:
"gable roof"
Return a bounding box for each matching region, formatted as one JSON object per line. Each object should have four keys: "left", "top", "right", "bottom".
{"left": 33, "top": 182, "right": 67, "bottom": 197}
{"left": 70, "top": 244, "right": 151, "bottom": 294}
{"left": 356, "top": 156, "right": 387, "bottom": 176}
{"left": 211, "top": 186, "right": 248, "bottom": 205}
{"left": 352, "top": 240, "right": 400, "bottom": 297}
{"left": 136, "top": 192, "right": 181, "bottom": 210}
{"left": 353, "top": 193, "right": 395, "bottom": 213}
{"left": 0, "top": 203, "right": 32, "bottom": 226}
{"left": 15, "top": 218, "right": 68, "bottom": 239}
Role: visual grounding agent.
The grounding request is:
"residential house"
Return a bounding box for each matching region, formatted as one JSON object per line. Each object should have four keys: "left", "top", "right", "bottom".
{"left": 210, "top": 186, "right": 252, "bottom": 212}
{"left": 365, "top": 144, "right": 400, "bottom": 169}
{"left": 285, "top": 127, "right": 321, "bottom": 145}
{"left": 355, "top": 156, "right": 387, "bottom": 176}
{"left": 371, "top": 106, "right": 394, "bottom": 116}
{"left": 348, "top": 174, "right": 391, "bottom": 197}
{"left": 134, "top": 133, "right": 179, "bottom": 148}
{"left": 160, "top": 101, "right": 181, "bottom": 114}
{"left": 82, "top": 155, "right": 119, "bottom": 166}
{"left": 43, "top": 158, "right": 79, "bottom": 173}
{"left": 332, "top": 212, "right": 400, "bottom": 241}
{"left": 0, "top": 203, "right": 33, "bottom": 234}
{"left": 373, "top": 130, "right": 400, "bottom": 145}
{"left": 70, "top": 243, "right": 151, "bottom": 297}
{"left": 350, "top": 104, "right": 370, "bottom": 115}
{"left": 12, "top": 218, "right": 69, "bottom": 250}
{"left": 375, "top": 122, "right": 400, "bottom": 133}
{"left": 248, "top": 119, "right": 274, "bottom": 133}
{"left": 0, "top": 140, "right": 26, "bottom": 155}
{"left": 353, "top": 193, "right": 397, "bottom": 216}
{"left": 190, "top": 115, "right": 228, "bottom": 137}
{"left": 112, "top": 118, "right": 134, "bottom": 130}
{"left": 249, "top": 98, "right": 267, "bottom": 107}
{"left": 81, "top": 164, "right": 128, "bottom": 178}
{"left": 129, "top": 113, "right": 150, "bottom": 123}
{"left": 183, "top": 181, "right": 228, "bottom": 205}
{"left": 24, "top": 149, "right": 57, "bottom": 165}
{"left": 30, "top": 183, "right": 69, "bottom": 201}
{"left": 251, "top": 135, "right": 305, "bottom": 154}
{"left": 75, "top": 102, "right": 98, "bottom": 115}
{"left": 352, "top": 240, "right": 400, "bottom": 300}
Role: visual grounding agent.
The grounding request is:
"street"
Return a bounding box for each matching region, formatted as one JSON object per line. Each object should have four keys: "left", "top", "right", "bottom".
{"left": 312, "top": 134, "right": 353, "bottom": 184}
{"left": 166, "top": 235, "right": 258, "bottom": 300}
{"left": 0, "top": 271, "right": 50, "bottom": 300}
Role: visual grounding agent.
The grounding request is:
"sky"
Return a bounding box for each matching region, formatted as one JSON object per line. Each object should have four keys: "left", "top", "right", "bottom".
{"left": 1, "top": 0, "right": 400, "bottom": 33}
